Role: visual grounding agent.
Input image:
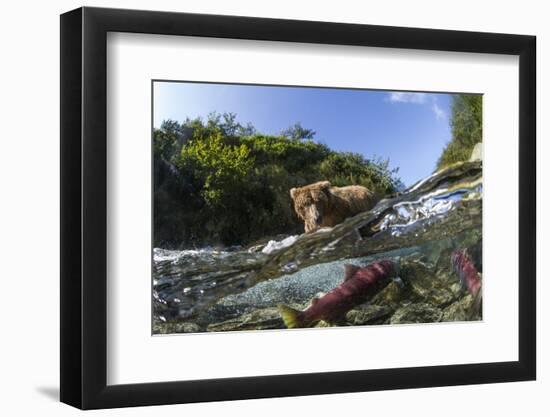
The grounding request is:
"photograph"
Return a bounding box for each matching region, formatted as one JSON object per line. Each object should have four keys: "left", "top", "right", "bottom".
{"left": 152, "top": 81, "right": 483, "bottom": 334}
{"left": 0, "top": 0, "right": 543, "bottom": 413}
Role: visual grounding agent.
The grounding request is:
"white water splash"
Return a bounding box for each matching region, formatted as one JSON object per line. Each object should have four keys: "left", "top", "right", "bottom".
{"left": 153, "top": 247, "right": 231, "bottom": 262}
{"left": 261, "top": 235, "right": 299, "bottom": 254}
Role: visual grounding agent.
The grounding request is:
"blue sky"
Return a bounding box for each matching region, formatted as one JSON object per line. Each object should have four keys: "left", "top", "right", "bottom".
{"left": 153, "top": 81, "right": 453, "bottom": 186}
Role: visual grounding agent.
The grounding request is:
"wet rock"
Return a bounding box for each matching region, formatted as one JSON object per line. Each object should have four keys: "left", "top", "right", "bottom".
{"left": 346, "top": 304, "right": 393, "bottom": 325}
{"left": 401, "top": 261, "right": 455, "bottom": 306}
{"left": 197, "top": 303, "right": 251, "bottom": 325}
{"left": 434, "top": 247, "right": 454, "bottom": 273}
{"left": 390, "top": 303, "right": 442, "bottom": 324}
{"left": 153, "top": 320, "right": 201, "bottom": 334}
{"left": 454, "top": 230, "right": 482, "bottom": 258}
{"left": 428, "top": 288, "right": 455, "bottom": 306}
{"left": 207, "top": 307, "right": 285, "bottom": 332}
{"left": 469, "top": 142, "right": 483, "bottom": 161}
{"left": 371, "top": 280, "right": 406, "bottom": 306}
{"left": 442, "top": 294, "right": 481, "bottom": 322}
{"left": 448, "top": 281, "right": 466, "bottom": 298}
{"left": 401, "top": 261, "right": 431, "bottom": 292}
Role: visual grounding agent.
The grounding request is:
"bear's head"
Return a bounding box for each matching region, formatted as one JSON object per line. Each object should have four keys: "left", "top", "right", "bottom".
{"left": 290, "top": 181, "right": 332, "bottom": 233}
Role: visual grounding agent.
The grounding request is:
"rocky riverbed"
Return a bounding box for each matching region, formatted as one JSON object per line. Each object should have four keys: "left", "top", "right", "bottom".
{"left": 153, "top": 234, "right": 481, "bottom": 333}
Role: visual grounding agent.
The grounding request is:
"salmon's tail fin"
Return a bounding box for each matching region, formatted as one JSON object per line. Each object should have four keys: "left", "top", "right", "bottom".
{"left": 277, "top": 304, "right": 307, "bottom": 329}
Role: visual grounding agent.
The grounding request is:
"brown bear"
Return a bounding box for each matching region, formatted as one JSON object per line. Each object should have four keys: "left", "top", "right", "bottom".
{"left": 290, "top": 181, "right": 380, "bottom": 233}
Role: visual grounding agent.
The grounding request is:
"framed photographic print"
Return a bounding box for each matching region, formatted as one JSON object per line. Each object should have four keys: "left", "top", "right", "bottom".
{"left": 60, "top": 6, "right": 536, "bottom": 409}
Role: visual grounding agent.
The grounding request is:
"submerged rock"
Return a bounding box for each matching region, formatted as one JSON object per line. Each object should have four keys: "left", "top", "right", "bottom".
{"left": 401, "top": 261, "right": 455, "bottom": 306}
{"left": 346, "top": 304, "right": 393, "bottom": 325}
{"left": 390, "top": 303, "right": 443, "bottom": 324}
{"left": 442, "top": 294, "right": 480, "bottom": 322}
{"left": 153, "top": 320, "right": 201, "bottom": 334}
{"left": 371, "top": 280, "right": 406, "bottom": 306}
{"left": 207, "top": 307, "right": 285, "bottom": 332}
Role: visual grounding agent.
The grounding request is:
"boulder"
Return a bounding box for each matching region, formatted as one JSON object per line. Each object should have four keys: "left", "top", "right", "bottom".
{"left": 469, "top": 142, "right": 483, "bottom": 161}
{"left": 207, "top": 307, "right": 285, "bottom": 332}
{"left": 346, "top": 304, "right": 393, "bottom": 325}
{"left": 442, "top": 294, "right": 481, "bottom": 322}
{"left": 401, "top": 261, "right": 455, "bottom": 306}
{"left": 390, "top": 303, "right": 442, "bottom": 324}
{"left": 153, "top": 320, "right": 201, "bottom": 334}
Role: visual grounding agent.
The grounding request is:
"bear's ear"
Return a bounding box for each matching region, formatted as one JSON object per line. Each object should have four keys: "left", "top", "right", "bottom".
{"left": 290, "top": 188, "right": 297, "bottom": 200}
{"left": 318, "top": 181, "right": 331, "bottom": 189}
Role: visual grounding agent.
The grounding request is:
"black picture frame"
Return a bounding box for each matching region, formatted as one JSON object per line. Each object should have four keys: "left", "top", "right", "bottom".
{"left": 60, "top": 6, "right": 536, "bottom": 410}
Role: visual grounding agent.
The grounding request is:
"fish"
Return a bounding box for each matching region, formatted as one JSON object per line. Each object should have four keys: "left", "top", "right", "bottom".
{"left": 451, "top": 249, "right": 481, "bottom": 296}
{"left": 277, "top": 259, "right": 399, "bottom": 328}
{"left": 451, "top": 248, "right": 482, "bottom": 317}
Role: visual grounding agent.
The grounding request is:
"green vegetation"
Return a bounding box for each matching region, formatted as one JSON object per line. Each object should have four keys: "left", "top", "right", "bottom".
{"left": 154, "top": 113, "right": 401, "bottom": 248}
{"left": 436, "top": 94, "right": 482, "bottom": 170}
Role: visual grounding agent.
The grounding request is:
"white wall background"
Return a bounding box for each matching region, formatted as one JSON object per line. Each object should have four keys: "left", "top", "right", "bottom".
{"left": 0, "top": 0, "right": 545, "bottom": 415}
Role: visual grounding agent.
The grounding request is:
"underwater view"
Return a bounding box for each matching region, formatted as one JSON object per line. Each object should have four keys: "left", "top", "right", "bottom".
{"left": 152, "top": 82, "right": 482, "bottom": 334}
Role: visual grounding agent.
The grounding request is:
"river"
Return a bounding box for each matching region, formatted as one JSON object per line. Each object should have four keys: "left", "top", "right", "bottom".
{"left": 153, "top": 160, "right": 482, "bottom": 333}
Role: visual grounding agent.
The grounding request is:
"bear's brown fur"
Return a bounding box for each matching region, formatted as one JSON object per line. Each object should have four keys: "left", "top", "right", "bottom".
{"left": 290, "top": 181, "right": 380, "bottom": 233}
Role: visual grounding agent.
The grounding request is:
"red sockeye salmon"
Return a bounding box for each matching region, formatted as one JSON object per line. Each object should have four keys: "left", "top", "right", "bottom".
{"left": 451, "top": 248, "right": 482, "bottom": 317}
{"left": 278, "top": 259, "right": 398, "bottom": 328}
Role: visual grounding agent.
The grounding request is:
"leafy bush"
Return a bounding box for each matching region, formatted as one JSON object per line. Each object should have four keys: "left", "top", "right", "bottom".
{"left": 318, "top": 152, "right": 399, "bottom": 195}
{"left": 180, "top": 131, "right": 254, "bottom": 206}
{"left": 154, "top": 114, "right": 402, "bottom": 248}
{"left": 436, "top": 95, "right": 482, "bottom": 169}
